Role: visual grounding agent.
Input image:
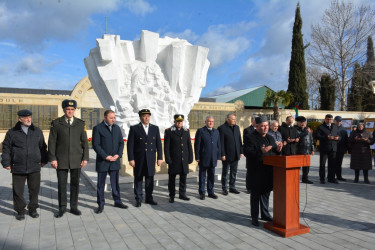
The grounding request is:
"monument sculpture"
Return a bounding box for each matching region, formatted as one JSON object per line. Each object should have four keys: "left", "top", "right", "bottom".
{"left": 85, "top": 30, "right": 210, "bottom": 138}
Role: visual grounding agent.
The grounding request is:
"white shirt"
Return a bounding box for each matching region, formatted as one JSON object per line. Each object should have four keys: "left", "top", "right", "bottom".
{"left": 142, "top": 123, "right": 149, "bottom": 135}
{"left": 65, "top": 116, "right": 74, "bottom": 124}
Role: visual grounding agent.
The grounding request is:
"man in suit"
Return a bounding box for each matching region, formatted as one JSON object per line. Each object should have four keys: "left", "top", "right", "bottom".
{"left": 127, "top": 109, "right": 163, "bottom": 207}
{"left": 334, "top": 116, "right": 348, "bottom": 181}
{"left": 164, "top": 114, "right": 193, "bottom": 203}
{"left": 243, "top": 116, "right": 257, "bottom": 193}
{"left": 194, "top": 116, "right": 221, "bottom": 200}
{"left": 218, "top": 113, "right": 243, "bottom": 195}
{"left": 92, "top": 110, "right": 128, "bottom": 214}
{"left": 279, "top": 116, "right": 299, "bottom": 156}
{"left": 48, "top": 100, "right": 89, "bottom": 218}
{"left": 316, "top": 114, "right": 340, "bottom": 184}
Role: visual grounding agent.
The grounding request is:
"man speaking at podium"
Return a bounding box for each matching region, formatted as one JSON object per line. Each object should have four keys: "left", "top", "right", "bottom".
{"left": 243, "top": 116, "right": 282, "bottom": 227}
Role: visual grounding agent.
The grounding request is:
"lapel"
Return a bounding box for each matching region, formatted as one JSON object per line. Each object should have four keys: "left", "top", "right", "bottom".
{"left": 101, "top": 121, "right": 112, "bottom": 135}
{"left": 137, "top": 122, "right": 147, "bottom": 138}
{"left": 58, "top": 116, "right": 70, "bottom": 128}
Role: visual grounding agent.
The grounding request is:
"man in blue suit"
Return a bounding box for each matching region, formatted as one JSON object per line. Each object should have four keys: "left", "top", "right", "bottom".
{"left": 194, "top": 116, "right": 221, "bottom": 200}
{"left": 127, "top": 109, "right": 163, "bottom": 207}
{"left": 92, "top": 110, "right": 127, "bottom": 214}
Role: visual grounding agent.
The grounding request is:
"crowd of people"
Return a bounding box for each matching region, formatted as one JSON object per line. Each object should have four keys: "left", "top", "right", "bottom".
{"left": 1, "top": 101, "right": 373, "bottom": 229}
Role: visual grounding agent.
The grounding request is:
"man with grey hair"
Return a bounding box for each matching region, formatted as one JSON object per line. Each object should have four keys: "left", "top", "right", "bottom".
{"left": 267, "top": 120, "right": 283, "bottom": 147}
{"left": 195, "top": 116, "right": 221, "bottom": 200}
{"left": 218, "top": 113, "right": 243, "bottom": 195}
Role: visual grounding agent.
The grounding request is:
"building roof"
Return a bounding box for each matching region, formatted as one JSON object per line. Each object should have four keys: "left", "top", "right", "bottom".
{"left": 0, "top": 87, "right": 71, "bottom": 95}
{"left": 209, "top": 86, "right": 264, "bottom": 103}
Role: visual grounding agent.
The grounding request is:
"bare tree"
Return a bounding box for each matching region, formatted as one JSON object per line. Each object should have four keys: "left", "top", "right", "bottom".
{"left": 306, "top": 66, "right": 322, "bottom": 110}
{"left": 307, "top": 0, "right": 375, "bottom": 110}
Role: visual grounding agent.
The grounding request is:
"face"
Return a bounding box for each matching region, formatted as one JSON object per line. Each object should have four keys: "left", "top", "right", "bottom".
{"left": 205, "top": 117, "right": 214, "bottom": 128}
{"left": 286, "top": 117, "right": 294, "bottom": 126}
{"left": 174, "top": 120, "right": 183, "bottom": 129}
{"left": 256, "top": 122, "right": 269, "bottom": 135}
{"left": 306, "top": 127, "right": 312, "bottom": 133}
{"left": 297, "top": 121, "right": 306, "bottom": 129}
{"left": 270, "top": 122, "right": 279, "bottom": 132}
{"left": 104, "top": 112, "right": 116, "bottom": 125}
{"left": 18, "top": 116, "right": 32, "bottom": 127}
{"left": 324, "top": 117, "right": 333, "bottom": 125}
{"left": 64, "top": 107, "right": 75, "bottom": 119}
{"left": 334, "top": 120, "right": 342, "bottom": 126}
{"left": 251, "top": 119, "right": 256, "bottom": 126}
{"left": 140, "top": 114, "right": 151, "bottom": 125}
{"left": 227, "top": 115, "right": 236, "bottom": 126}
{"left": 358, "top": 124, "right": 364, "bottom": 130}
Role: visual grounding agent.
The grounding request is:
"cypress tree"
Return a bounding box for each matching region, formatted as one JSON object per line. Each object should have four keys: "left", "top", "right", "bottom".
{"left": 347, "top": 63, "right": 363, "bottom": 111}
{"left": 287, "top": 2, "right": 309, "bottom": 109}
{"left": 319, "top": 74, "right": 335, "bottom": 110}
{"left": 362, "top": 36, "right": 375, "bottom": 111}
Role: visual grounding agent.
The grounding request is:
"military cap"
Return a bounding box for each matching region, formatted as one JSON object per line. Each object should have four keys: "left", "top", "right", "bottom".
{"left": 138, "top": 109, "right": 151, "bottom": 116}
{"left": 62, "top": 99, "right": 77, "bottom": 109}
{"left": 334, "top": 116, "right": 342, "bottom": 122}
{"left": 255, "top": 116, "right": 268, "bottom": 124}
{"left": 174, "top": 114, "right": 184, "bottom": 122}
{"left": 17, "top": 109, "right": 32, "bottom": 117}
{"left": 296, "top": 116, "right": 306, "bottom": 122}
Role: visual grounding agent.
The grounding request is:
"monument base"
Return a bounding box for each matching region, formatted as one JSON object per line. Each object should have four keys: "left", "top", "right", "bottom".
{"left": 264, "top": 222, "right": 310, "bottom": 237}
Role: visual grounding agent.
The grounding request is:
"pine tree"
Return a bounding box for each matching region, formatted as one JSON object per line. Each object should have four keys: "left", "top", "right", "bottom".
{"left": 319, "top": 74, "right": 335, "bottom": 110}
{"left": 287, "top": 2, "right": 309, "bottom": 109}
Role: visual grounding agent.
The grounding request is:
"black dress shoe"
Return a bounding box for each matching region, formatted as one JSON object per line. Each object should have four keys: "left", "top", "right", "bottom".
{"left": 135, "top": 201, "right": 142, "bottom": 207}
{"left": 179, "top": 195, "right": 190, "bottom": 201}
{"left": 29, "top": 210, "right": 39, "bottom": 218}
{"left": 261, "top": 216, "right": 273, "bottom": 222}
{"left": 15, "top": 213, "right": 25, "bottom": 221}
{"left": 70, "top": 208, "right": 82, "bottom": 216}
{"left": 364, "top": 179, "right": 371, "bottom": 184}
{"left": 55, "top": 209, "right": 66, "bottom": 218}
{"left": 354, "top": 179, "right": 359, "bottom": 183}
{"left": 246, "top": 190, "right": 251, "bottom": 194}
{"left": 208, "top": 193, "right": 218, "bottom": 199}
{"left": 169, "top": 197, "right": 174, "bottom": 203}
{"left": 199, "top": 194, "right": 205, "bottom": 200}
{"left": 222, "top": 190, "right": 228, "bottom": 196}
{"left": 145, "top": 200, "right": 158, "bottom": 205}
{"left": 252, "top": 220, "right": 260, "bottom": 227}
{"left": 302, "top": 179, "right": 313, "bottom": 184}
{"left": 337, "top": 177, "right": 346, "bottom": 181}
{"left": 114, "top": 203, "right": 128, "bottom": 209}
{"left": 95, "top": 206, "right": 104, "bottom": 214}
{"left": 328, "top": 179, "right": 339, "bottom": 184}
{"left": 229, "top": 189, "right": 240, "bottom": 194}
{"left": 320, "top": 180, "right": 325, "bottom": 184}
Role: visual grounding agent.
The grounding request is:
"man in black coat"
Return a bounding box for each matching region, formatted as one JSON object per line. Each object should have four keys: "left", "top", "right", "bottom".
{"left": 194, "top": 116, "right": 221, "bottom": 200}
{"left": 334, "top": 116, "right": 348, "bottom": 181}
{"left": 295, "top": 116, "right": 314, "bottom": 184}
{"left": 1, "top": 109, "right": 48, "bottom": 220}
{"left": 243, "top": 116, "right": 257, "bottom": 193}
{"left": 164, "top": 114, "right": 193, "bottom": 203}
{"left": 279, "top": 115, "right": 299, "bottom": 156}
{"left": 127, "top": 109, "right": 163, "bottom": 207}
{"left": 316, "top": 114, "right": 340, "bottom": 184}
{"left": 243, "top": 116, "right": 282, "bottom": 227}
{"left": 218, "top": 113, "right": 243, "bottom": 195}
{"left": 92, "top": 110, "right": 127, "bottom": 214}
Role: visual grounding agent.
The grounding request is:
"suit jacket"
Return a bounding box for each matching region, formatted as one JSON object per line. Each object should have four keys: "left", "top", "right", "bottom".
{"left": 194, "top": 126, "right": 221, "bottom": 167}
{"left": 127, "top": 122, "right": 162, "bottom": 177}
{"left": 243, "top": 125, "right": 255, "bottom": 142}
{"left": 337, "top": 125, "right": 348, "bottom": 153}
{"left": 217, "top": 122, "right": 243, "bottom": 162}
{"left": 279, "top": 123, "right": 298, "bottom": 155}
{"left": 164, "top": 126, "right": 193, "bottom": 175}
{"left": 92, "top": 121, "right": 124, "bottom": 172}
{"left": 316, "top": 123, "right": 339, "bottom": 152}
{"left": 48, "top": 116, "right": 89, "bottom": 169}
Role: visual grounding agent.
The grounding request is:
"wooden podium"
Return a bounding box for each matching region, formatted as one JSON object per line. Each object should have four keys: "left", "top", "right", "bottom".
{"left": 263, "top": 155, "right": 310, "bottom": 237}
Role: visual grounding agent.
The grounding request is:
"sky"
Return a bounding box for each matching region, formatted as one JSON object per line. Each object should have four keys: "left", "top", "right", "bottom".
{"left": 0, "top": 0, "right": 373, "bottom": 97}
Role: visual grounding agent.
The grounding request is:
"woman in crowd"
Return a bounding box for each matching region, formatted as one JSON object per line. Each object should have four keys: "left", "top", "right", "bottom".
{"left": 349, "top": 123, "right": 373, "bottom": 184}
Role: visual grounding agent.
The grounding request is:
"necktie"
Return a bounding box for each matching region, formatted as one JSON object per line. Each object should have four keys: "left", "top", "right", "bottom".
{"left": 68, "top": 119, "right": 71, "bottom": 125}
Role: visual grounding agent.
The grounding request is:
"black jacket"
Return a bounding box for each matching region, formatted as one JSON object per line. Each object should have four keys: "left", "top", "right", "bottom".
{"left": 243, "top": 125, "right": 255, "bottom": 142}
{"left": 295, "top": 126, "right": 314, "bottom": 155}
{"left": 218, "top": 122, "right": 243, "bottom": 162}
{"left": 336, "top": 125, "right": 348, "bottom": 153}
{"left": 1, "top": 122, "right": 48, "bottom": 174}
{"left": 316, "top": 123, "right": 339, "bottom": 152}
{"left": 279, "top": 123, "right": 298, "bottom": 155}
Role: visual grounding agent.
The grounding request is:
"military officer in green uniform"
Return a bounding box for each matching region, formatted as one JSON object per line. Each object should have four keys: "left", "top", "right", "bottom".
{"left": 48, "top": 100, "right": 89, "bottom": 218}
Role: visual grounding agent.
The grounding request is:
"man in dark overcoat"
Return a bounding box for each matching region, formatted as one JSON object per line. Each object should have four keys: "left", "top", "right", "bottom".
{"left": 295, "top": 116, "right": 314, "bottom": 184}
{"left": 243, "top": 116, "right": 257, "bottom": 193}
{"left": 279, "top": 115, "right": 299, "bottom": 156}
{"left": 316, "top": 114, "right": 340, "bottom": 184}
{"left": 48, "top": 100, "right": 89, "bottom": 218}
{"left": 243, "top": 116, "right": 282, "bottom": 227}
{"left": 92, "top": 110, "right": 127, "bottom": 214}
{"left": 334, "top": 116, "right": 348, "bottom": 181}
{"left": 218, "top": 113, "right": 243, "bottom": 195}
{"left": 127, "top": 109, "right": 163, "bottom": 207}
{"left": 194, "top": 116, "right": 221, "bottom": 200}
{"left": 164, "top": 114, "right": 193, "bottom": 203}
{"left": 1, "top": 109, "right": 48, "bottom": 220}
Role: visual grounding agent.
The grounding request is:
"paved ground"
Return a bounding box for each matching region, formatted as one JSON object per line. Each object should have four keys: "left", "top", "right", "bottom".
{"left": 0, "top": 152, "right": 374, "bottom": 250}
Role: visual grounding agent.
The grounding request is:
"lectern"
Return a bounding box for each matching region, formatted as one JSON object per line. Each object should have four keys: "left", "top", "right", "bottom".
{"left": 263, "top": 155, "right": 310, "bottom": 237}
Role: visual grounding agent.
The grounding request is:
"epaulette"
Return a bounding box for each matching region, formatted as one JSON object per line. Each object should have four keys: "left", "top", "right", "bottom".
{"left": 166, "top": 128, "right": 171, "bottom": 131}
{"left": 76, "top": 118, "right": 85, "bottom": 123}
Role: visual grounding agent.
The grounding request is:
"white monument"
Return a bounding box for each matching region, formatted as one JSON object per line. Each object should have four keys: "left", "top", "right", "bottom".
{"left": 84, "top": 30, "right": 210, "bottom": 138}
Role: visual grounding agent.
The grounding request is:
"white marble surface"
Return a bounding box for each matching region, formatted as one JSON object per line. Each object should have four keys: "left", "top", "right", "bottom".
{"left": 85, "top": 30, "right": 210, "bottom": 138}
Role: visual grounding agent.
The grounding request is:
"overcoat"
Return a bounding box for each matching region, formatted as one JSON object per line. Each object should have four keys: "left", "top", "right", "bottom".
{"left": 48, "top": 116, "right": 89, "bottom": 169}
{"left": 316, "top": 123, "right": 339, "bottom": 152}
{"left": 217, "top": 122, "right": 243, "bottom": 162}
{"left": 194, "top": 126, "right": 221, "bottom": 167}
{"left": 164, "top": 126, "right": 193, "bottom": 175}
{"left": 349, "top": 130, "right": 373, "bottom": 170}
{"left": 92, "top": 121, "right": 124, "bottom": 172}
{"left": 279, "top": 123, "right": 298, "bottom": 155}
{"left": 127, "top": 122, "right": 162, "bottom": 177}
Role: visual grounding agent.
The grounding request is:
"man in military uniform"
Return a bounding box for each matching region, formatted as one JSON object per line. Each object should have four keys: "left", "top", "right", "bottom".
{"left": 48, "top": 100, "right": 89, "bottom": 218}
{"left": 164, "top": 114, "right": 193, "bottom": 203}
{"left": 127, "top": 109, "right": 163, "bottom": 207}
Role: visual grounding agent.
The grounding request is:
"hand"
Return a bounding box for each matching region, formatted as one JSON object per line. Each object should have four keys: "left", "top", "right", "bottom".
{"left": 51, "top": 161, "right": 58, "bottom": 169}
{"left": 157, "top": 160, "right": 163, "bottom": 166}
{"left": 112, "top": 155, "right": 119, "bottom": 161}
{"left": 196, "top": 160, "right": 200, "bottom": 163}
{"left": 221, "top": 156, "right": 226, "bottom": 161}
{"left": 240, "top": 154, "right": 244, "bottom": 158}
{"left": 5, "top": 166, "right": 10, "bottom": 170}
{"left": 106, "top": 155, "right": 113, "bottom": 161}
{"left": 81, "top": 160, "right": 88, "bottom": 168}
{"left": 283, "top": 141, "right": 287, "bottom": 146}
{"left": 312, "top": 151, "right": 315, "bottom": 155}
{"left": 261, "top": 144, "right": 272, "bottom": 153}
{"left": 129, "top": 160, "right": 135, "bottom": 167}
{"left": 287, "top": 137, "right": 294, "bottom": 143}
{"left": 277, "top": 144, "right": 283, "bottom": 152}
{"left": 334, "top": 136, "right": 339, "bottom": 141}
{"left": 295, "top": 137, "right": 300, "bottom": 143}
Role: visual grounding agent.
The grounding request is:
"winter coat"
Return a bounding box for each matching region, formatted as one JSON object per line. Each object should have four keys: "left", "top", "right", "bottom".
{"left": 349, "top": 130, "right": 373, "bottom": 170}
